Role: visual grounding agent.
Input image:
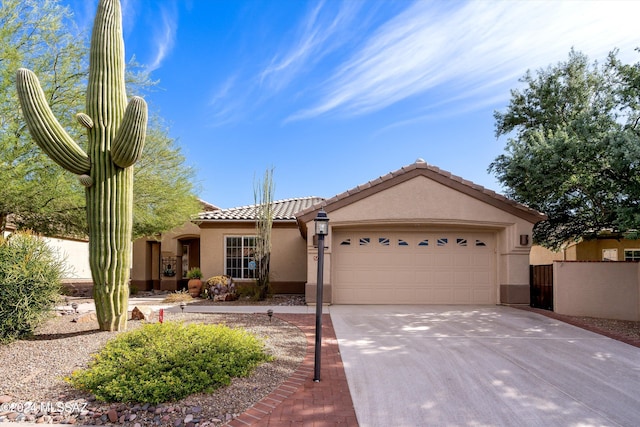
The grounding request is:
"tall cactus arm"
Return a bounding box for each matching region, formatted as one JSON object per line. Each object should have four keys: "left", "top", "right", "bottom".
{"left": 15, "top": 68, "right": 91, "bottom": 175}
{"left": 111, "top": 96, "right": 147, "bottom": 168}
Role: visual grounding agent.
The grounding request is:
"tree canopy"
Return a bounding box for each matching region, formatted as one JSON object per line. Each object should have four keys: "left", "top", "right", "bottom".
{"left": 0, "top": 0, "right": 201, "bottom": 239}
{"left": 490, "top": 49, "right": 640, "bottom": 249}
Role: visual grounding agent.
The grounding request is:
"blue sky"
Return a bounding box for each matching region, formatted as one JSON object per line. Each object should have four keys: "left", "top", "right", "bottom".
{"left": 60, "top": 0, "right": 640, "bottom": 209}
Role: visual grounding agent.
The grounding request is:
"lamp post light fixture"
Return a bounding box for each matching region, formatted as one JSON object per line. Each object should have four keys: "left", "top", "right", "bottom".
{"left": 180, "top": 302, "right": 186, "bottom": 313}
{"left": 71, "top": 302, "right": 78, "bottom": 314}
{"left": 313, "top": 208, "right": 329, "bottom": 382}
{"left": 267, "top": 309, "right": 273, "bottom": 322}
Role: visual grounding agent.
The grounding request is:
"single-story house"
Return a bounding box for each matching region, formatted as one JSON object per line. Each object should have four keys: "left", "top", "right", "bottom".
{"left": 132, "top": 160, "right": 544, "bottom": 305}
{"left": 531, "top": 235, "right": 640, "bottom": 265}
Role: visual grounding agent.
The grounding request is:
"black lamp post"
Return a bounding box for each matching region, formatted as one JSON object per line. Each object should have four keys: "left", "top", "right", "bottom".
{"left": 313, "top": 208, "right": 329, "bottom": 382}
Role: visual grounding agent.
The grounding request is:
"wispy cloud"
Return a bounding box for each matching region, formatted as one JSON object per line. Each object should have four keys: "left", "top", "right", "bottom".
{"left": 259, "top": 0, "right": 362, "bottom": 92}
{"left": 147, "top": 3, "right": 178, "bottom": 72}
{"left": 207, "top": 76, "right": 245, "bottom": 127}
{"left": 289, "top": 0, "right": 640, "bottom": 121}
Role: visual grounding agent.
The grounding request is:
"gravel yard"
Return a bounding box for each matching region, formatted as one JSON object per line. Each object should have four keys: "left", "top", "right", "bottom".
{"left": 0, "top": 310, "right": 307, "bottom": 426}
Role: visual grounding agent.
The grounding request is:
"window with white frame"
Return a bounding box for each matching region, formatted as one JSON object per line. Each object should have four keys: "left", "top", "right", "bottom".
{"left": 624, "top": 249, "right": 640, "bottom": 261}
{"left": 225, "top": 236, "right": 257, "bottom": 279}
{"left": 602, "top": 248, "right": 618, "bottom": 261}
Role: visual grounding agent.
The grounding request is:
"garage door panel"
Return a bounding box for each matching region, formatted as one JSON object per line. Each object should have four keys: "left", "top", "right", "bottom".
{"left": 453, "top": 288, "right": 471, "bottom": 303}
{"left": 333, "top": 230, "right": 496, "bottom": 304}
{"left": 454, "top": 271, "right": 471, "bottom": 285}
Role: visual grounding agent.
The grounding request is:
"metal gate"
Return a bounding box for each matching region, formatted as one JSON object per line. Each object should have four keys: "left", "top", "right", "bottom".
{"left": 530, "top": 264, "right": 553, "bottom": 310}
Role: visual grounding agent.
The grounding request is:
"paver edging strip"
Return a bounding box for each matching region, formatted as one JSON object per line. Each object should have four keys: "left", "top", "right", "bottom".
{"left": 227, "top": 313, "right": 358, "bottom": 426}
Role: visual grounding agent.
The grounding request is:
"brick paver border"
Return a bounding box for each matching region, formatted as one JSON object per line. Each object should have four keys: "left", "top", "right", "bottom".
{"left": 227, "top": 314, "right": 358, "bottom": 426}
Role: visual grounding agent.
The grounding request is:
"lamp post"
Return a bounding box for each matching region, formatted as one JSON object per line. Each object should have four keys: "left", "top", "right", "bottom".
{"left": 313, "top": 209, "right": 329, "bottom": 382}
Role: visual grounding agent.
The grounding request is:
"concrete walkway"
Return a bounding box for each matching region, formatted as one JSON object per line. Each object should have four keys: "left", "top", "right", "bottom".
{"left": 330, "top": 305, "right": 640, "bottom": 427}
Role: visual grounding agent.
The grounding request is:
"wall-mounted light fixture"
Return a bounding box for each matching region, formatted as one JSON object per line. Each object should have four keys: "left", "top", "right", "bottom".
{"left": 520, "top": 234, "right": 529, "bottom": 246}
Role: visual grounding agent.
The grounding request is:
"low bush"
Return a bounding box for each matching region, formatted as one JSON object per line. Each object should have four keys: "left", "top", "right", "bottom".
{"left": 0, "top": 231, "right": 65, "bottom": 343}
{"left": 67, "top": 321, "right": 272, "bottom": 404}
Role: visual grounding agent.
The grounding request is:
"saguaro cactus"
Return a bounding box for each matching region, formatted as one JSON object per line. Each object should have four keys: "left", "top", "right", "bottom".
{"left": 15, "top": 0, "right": 146, "bottom": 331}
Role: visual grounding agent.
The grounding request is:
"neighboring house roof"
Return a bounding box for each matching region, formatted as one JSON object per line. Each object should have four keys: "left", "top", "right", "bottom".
{"left": 295, "top": 159, "right": 546, "bottom": 236}
{"left": 199, "top": 199, "right": 219, "bottom": 212}
{"left": 195, "top": 197, "right": 325, "bottom": 222}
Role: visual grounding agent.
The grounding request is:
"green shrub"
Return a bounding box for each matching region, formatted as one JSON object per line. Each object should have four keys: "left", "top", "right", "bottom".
{"left": 0, "top": 231, "right": 65, "bottom": 343}
{"left": 186, "top": 267, "right": 202, "bottom": 280}
{"left": 67, "top": 321, "right": 272, "bottom": 404}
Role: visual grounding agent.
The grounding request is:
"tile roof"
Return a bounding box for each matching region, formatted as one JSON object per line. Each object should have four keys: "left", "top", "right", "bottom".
{"left": 196, "top": 197, "right": 325, "bottom": 222}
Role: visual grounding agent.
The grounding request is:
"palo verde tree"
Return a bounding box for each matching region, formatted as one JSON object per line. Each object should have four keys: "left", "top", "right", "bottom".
{"left": 490, "top": 49, "right": 640, "bottom": 250}
{"left": 253, "top": 168, "right": 275, "bottom": 300}
{"left": 16, "top": 0, "right": 146, "bottom": 331}
{"left": 0, "top": 0, "right": 87, "bottom": 236}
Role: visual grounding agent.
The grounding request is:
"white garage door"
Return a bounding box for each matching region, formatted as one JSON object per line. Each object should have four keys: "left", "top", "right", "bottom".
{"left": 333, "top": 230, "right": 496, "bottom": 304}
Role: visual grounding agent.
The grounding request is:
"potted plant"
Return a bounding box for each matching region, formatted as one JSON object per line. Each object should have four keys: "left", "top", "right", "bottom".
{"left": 186, "top": 267, "right": 203, "bottom": 297}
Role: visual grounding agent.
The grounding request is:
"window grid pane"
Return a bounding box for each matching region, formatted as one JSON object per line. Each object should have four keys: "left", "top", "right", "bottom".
{"left": 225, "top": 236, "right": 257, "bottom": 279}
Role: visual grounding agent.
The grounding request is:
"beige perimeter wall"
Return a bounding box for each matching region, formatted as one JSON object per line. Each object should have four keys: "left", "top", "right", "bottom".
{"left": 554, "top": 261, "right": 640, "bottom": 321}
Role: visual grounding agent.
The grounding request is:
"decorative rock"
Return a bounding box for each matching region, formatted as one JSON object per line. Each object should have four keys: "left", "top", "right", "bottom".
{"left": 73, "top": 312, "right": 97, "bottom": 323}
{"left": 204, "top": 275, "right": 237, "bottom": 301}
{"left": 129, "top": 413, "right": 137, "bottom": 421}
{"left": 0, "top": 395, "right": 11, "bottom": 404}
{"left": 107, "top": 408, "right": 118, "bottom": 423}
{"left": 131, "top": 306, "right": 154, "bottom": 321}
{"left": 184, "top": 414, "right": 193, "bottom": 423}
{"left": 119, "top": 414, "right": 126, "bottom": 423}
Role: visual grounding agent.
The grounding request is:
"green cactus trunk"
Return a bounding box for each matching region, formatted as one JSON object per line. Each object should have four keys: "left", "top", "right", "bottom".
{"left": 85, "top": 0, "right": 131, "bottom": 332}
{"left": 15, "top": 0, "right": 146, "bottom": 331}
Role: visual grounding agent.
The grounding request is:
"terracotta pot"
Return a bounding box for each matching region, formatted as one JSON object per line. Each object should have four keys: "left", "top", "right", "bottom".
{"left": 187, "top": 278, "right": 202, "bottom": 297}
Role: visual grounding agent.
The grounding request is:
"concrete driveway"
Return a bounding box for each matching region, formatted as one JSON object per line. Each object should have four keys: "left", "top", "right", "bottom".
{"left": 330, "top": 305, "right": 640, "bottom": 427}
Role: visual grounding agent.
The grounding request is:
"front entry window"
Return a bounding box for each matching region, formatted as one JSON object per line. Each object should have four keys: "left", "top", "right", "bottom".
{"left": 225, "top": 236, "right": 257, "bottom": 279}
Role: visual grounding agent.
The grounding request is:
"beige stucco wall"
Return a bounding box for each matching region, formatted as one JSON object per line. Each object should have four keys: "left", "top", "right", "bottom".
{"left": 131, "top": 221, "right": 201, "bottom": 291}
{"left": 531, "top": 239, "right": 640, "bottom": 264}
{"left": 43, "top": 237, "right": 91, "bottom": 281}
{"left": 530, "top": 245, "right": 565, "bottom": 265}
{"left": 131, "top": 239, "right": 160, "bottom": 289}
{"left": 554, "top": 261, "right": 640, "bottom": 321}
{"left": 574, "top": 239, "right": 640, "bottom": 261}
{"left": 305, "top": 176, "right": 536, "bottom": 304}
{"left": 199, "top": 222, "right": 307, "bottom": 291}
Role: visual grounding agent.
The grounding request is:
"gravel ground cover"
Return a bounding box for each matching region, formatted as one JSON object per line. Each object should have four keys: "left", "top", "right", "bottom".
{"left": 0, "top": 310, "right": 307, "bottom": 426}
{"left": 523, "top": 307, "right": 640, "bottom": 347}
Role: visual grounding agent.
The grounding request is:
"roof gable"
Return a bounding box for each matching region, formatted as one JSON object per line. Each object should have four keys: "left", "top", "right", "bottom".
{"left": 296, "top": 160, "right": 545, "bottom": 234}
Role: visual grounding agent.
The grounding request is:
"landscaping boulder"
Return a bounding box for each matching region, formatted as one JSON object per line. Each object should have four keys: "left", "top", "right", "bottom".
{"left": 131, "top": 306, "right": 154, "bottom": 321}
{"left": 204, "top": 275, "right": 237, "bottom": 301}
{"left": 72, "top": 312, "right": 97, "bottom": 323}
